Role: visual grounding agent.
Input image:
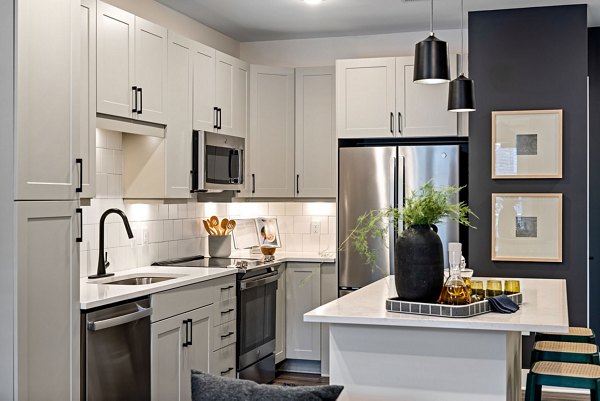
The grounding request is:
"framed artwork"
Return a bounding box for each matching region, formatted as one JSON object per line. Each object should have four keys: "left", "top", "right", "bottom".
{"left": 492, "top": 110, "right": 563, "bottom": 179}
{"left": 491, "top": 193, "right": 562, "bottom": 262}
{"left": 255, "top": 217, "right": 281, "bottom": 248}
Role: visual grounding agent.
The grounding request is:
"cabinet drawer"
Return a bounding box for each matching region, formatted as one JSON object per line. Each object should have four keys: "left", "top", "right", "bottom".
{"left": 151, "top": 280, "right": 214, "bottom": 322}
{"left": 213, "top": 298, "right": 236, "bottom": 327}
{"left": 210, "top": 344, "right": 236, "bottom": 378}
{"left": 213, "top": 320, "right": 236, "bottom": 351}
{"left": 214, "top": 277, "right": 236, "bottom": 301}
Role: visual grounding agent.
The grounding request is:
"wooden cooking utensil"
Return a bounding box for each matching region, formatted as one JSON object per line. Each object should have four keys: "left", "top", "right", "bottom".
{"left": 203, "top": 219, "right": 215, "bottom": 235}
{"left": 225, "top": 220, "right": 236, "bottom": 235}
{"left": 220, "top": 218, "right": 229, "bottom": 236}
{"left": 209, "top": 215, "right": 221, "bottom": 235}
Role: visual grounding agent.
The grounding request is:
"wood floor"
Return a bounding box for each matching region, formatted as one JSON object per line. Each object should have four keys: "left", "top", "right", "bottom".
{"left": 272, "top": 372, "right": 589, "bottom": 400}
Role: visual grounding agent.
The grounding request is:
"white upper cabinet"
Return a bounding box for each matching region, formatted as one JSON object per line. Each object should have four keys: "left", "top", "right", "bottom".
{"left": 192, "top": 48, "right": 247, "bottom": 138}
{"left": 215, "top": 52, "right": 248, "bottom": 138}
{"left": 192, "top": 42, "right": 217, "bottom": 132}
{"left": 396, "top": 56, "right": 458, "bottom": 137}
{"left": 248, "top": 65, "right": 295, "bottom": 198}
{"left": 336, "top": 57, "right": 396, "bottom": 138}
{"left": 134, "top": 18, "right": 168, "bottom": 124}
{"left": 336, "top": 56, "right": 458, "bottom": 138}
{"left": 295, "top": 67, "right": 336, "bottom": 198}
{"left": 15, "top": 0, "right": 80, "bottom": 200}
{"left": 166, "top": 32, "right": 193, "bottom": 198}
{"left": 97, "top": 1, "right": 167, "bottom": 124}
{"left": 80, "top": 0, "right": 96, "bottom": 199}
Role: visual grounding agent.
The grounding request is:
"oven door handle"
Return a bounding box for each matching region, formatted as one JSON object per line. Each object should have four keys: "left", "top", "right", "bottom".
{"left": 240, "top": 272, "right": 279, "bottom": 290}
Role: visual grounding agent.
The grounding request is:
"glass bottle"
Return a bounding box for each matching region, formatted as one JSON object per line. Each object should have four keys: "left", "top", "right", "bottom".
{"left": 438, "top": 243, "right": 471, "bottom": 305}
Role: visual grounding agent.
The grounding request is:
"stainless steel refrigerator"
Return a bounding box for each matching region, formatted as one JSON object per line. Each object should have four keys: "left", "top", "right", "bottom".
{"left": 338, "top": 143, "right": 464, "bottom": 297}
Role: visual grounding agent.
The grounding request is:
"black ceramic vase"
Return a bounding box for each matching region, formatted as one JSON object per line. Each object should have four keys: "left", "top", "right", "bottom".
{"left": 394, "top": 224, "right": 444, "bottom": 303}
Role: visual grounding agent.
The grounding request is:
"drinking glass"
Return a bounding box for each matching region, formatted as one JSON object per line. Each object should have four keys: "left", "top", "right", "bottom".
{"left": 470, "top": 280, "right": 485, "bottom": 302}
{"left": 504, "top": 280, "right": 521, "bottom": 295}
{"left": 486, "top": 280, "right": 503, "bottom": 298}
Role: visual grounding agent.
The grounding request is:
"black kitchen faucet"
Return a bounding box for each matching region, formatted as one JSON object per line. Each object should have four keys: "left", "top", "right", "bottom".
{"left": 88, "top": 208, "right": 134, "bottom": 279}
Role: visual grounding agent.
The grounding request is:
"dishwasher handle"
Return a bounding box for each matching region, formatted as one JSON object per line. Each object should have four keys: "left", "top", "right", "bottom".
{"left": 88, "top": 305, "right": 153, "bottom": 332}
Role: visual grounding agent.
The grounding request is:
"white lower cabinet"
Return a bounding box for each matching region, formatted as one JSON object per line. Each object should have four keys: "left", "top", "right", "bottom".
{"left": 275, "top": 264, "right": 287, "bottom": 364}
{"left": 151, "top": 305, "right": 212, "bottom": 401}
{"left": 16, "top": 201, "right": 80, "bottom": 400}
{"left": 150, "top": 276, "right": 236, "bottom": 401}
{"left": 285, "top": 263, "right": 321, "bottom": 360}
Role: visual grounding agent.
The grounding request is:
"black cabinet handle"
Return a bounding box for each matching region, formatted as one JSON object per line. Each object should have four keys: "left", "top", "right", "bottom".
{"left": 187, "top": 318, "right": 193, "bottom": 346}
{"left": 220, "top": 331, "right": 234, "bottom": 339}
{"left": 132, "top": 86, "right": 137, "bottom": 113}
{"left": 398, "top": 112, "right": 403, "bottom": 135}
{"left": 213, "top": 107, "right": 219, "bottom": 129}
{"left": 251, "top": 174, "right": 256, "bottom": 194}
{"left": 182, "top": 320, "right": 189, "bottom": 347}
{"left": 221, "top": 285, "right": 234, "bottom": 291}
{"left": 218, "top": 107, "right": 222, "bottom": 130}
{"left": 76, "top": 208, "right": 83, "bottom": 243}
{"left": 220, "top": 308, "right": 234, "bottom": 315}
{"left": 137, "top": 87, "right": 142, "bottom": 114}
{"left": 76, "top": 158, "right": 83, "bottom": 193}
{"left": 390, "top": 112, "right": 394, "bottom": 134}
{"left": 296, "top": 174, "right": 300, "bottom": 194}
{"left": 220, "top": 367, "right": 234, "bottom": 376}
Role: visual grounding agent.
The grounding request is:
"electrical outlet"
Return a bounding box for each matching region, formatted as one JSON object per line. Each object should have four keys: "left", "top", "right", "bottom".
{"left": 310, "top": 221, "right": 321, "bottom": 235}
{"left": 142, "top": 227, "right": 149, "bottom": 246}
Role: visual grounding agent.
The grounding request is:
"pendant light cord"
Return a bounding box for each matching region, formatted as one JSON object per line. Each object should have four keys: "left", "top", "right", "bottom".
{"left": 460, "top": 0, "right": 464, "bottom": 74}
{"left": 430, "top": 0, "right": 434, "bottom": 34}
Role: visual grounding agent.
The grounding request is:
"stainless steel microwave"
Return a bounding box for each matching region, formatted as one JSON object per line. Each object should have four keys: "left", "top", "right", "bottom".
{"left": 191, "top": 131, "right": 245, "bottom": 192}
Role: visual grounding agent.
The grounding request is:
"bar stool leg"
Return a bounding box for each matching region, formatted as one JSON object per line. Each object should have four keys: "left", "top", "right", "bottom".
{"left": 524, "top": 372, "right": 540, "bottom": 401}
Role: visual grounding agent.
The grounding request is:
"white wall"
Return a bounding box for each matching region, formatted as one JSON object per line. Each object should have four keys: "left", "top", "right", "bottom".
{"left": 0, "top": 0, "right": 14, "bottom": 397}
{"left": 104, "top": 0, "right": 240, "bottom": 57}
{"left": 240, "top": 29, "right": 466, "bottom": 67}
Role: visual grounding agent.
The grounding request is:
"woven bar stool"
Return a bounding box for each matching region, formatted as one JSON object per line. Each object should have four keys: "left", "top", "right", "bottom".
{"left": 531, "top": 341, "right": 600, "bottom": 364}
{"left": 535, "top": 327, "right": 596, "bottom": 344}
{"left": 525, "top": 361, "right": 600, "bottom": 401}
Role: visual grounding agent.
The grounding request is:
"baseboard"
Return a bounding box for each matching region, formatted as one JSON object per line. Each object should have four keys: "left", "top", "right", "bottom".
{"left": 521, "top": 369, "right": 589, "bottom": 394}
{"left": 277, "top": 359, "right": 321, "bottom": 375}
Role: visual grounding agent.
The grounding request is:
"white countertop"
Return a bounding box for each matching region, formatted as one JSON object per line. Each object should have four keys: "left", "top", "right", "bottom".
{"left": 305, "top": 276, "right": 569, "bottom": 333}
{"left": 80, "top": 266, "right": 237, "bottom": 310}
{"left": 81, "top": 252, "right": 335, "bottom": 310}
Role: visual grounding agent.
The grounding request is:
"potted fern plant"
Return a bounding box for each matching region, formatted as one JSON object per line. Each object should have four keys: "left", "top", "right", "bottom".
{"left": 341, "top": 181, "right": 476, "bottom": 303}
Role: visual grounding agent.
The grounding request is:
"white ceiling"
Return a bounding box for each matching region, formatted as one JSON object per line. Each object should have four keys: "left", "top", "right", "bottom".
{"left": 156, "top": 0, "right": 600, "bottom": 42}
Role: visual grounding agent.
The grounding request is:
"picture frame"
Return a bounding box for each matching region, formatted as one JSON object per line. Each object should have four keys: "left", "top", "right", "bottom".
{"left": 491, "top": 193, "right": 562, "bottom": 262}
{"left": 255, "top": 217, "right": 281, "bottom": 248}
{"left": 492, "top": 109, "right": 563, "bottom": 179}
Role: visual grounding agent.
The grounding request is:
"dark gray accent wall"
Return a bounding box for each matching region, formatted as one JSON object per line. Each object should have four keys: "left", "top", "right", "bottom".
{"left": 468, "top": 4, "right": 588, "bottom": 362}
{"left": 589, "top": 27, "right": 600, "bottom": 336}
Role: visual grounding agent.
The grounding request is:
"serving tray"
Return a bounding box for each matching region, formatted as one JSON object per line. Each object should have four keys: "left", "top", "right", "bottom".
{"left": 386, "top": 293, "right": 523, "bottom": 318}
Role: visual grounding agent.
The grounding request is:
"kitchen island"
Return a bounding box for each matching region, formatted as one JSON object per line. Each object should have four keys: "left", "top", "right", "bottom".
{"left": 304, "top": 276, "right": 568, "bottom": 401}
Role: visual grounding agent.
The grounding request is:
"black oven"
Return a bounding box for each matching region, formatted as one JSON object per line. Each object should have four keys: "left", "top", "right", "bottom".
{"left": 191, "top": 131, "right": 245, "bottom": 192}
{"left": 237, "top": 267, "right": 279, "bottom": 383}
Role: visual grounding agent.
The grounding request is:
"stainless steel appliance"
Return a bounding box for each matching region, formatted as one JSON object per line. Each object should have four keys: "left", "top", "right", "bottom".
{"left": 153, "top": 255, "right": 280, "bottom": 384}
{"left": 191, "top": 131, "right": 245, "bottom": 192}
{"left": 81, "top": 298, "right": 152, "bottom": 400}
{"left": 338, "top": 141, "right": 466, "bottom": 297}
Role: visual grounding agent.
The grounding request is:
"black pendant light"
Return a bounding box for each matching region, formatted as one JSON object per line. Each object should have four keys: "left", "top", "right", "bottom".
{"left": 414, "top": 0, "right": 450, "bottom": 84}
{"left": 448, "top": 0, "right": 476, "bottom": 112}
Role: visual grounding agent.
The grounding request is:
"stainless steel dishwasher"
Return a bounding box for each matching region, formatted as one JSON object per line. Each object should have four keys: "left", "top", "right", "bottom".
{"left": 81, "top": 298, "right": 152, "bottom": 401}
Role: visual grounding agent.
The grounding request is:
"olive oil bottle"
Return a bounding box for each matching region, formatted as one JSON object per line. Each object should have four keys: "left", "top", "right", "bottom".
{"left": 438, "top": 242, "right": 471, "bottom": 305}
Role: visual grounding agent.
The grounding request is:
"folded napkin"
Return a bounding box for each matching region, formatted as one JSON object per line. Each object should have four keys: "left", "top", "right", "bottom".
{"left": 487, "top": 294, "right": 520, "bottom": 313}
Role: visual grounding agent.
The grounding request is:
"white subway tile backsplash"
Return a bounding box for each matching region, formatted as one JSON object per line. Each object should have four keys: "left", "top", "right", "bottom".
{"left": 182, "top": 219, "right": 195, "bottom": 239}
{"left": 107, "top": 130, "right": 122, "bottom": 150}
{"left": 149, "top": 221, "right": 164, "bottom": 243}
{"left": 96, "top": 174, "right": 108, "bottom": 199}
{"left": 268, "top": 202, "right": 285, "bottom": 216}
{"left": 173, "top": 220, "right": 183, "bottom": 240}
{"left": 329, "top": 216, "right": 337, "bottom": 234}
{"left": 158, "top": 204, "right": 169, "bottom": 220}
{"left": 101, "top": 148, "right": 114, "bottom": 174}
{"left": 187, "top": 203, "right": 196, "bottom": 219}
{"left": 96, "top": 129, "right": 107, "bottom": 149}
{"left": 303, "top": 202, "right": 336, "bottom": 216}
{"left": 293, "top": 216, "right": 311, "bottom": 234}
{"left": 285, "top": 202, "right": 303, "bottom": 216}
{"left": 286, "top": 234, "right": 302, "bottom": 252}
{"left": 113, "top": 150, "right": 123, "bottom": 174}
{"left": 158, "top": 242, "right": 169, "bottom": 261}
{"left": 278, "top": 216, "right": 293, "bottom": 234}
{"left": 168, "top": 204, "right": 178, "bottom": 220}
{"left": 302, "top": 234, "right": 320, "bottom": 253}
{"left": 96, "top": 148, "right": 103, "bottom": 173}
{"left": 163, "top": 220, "right": 174, "bottom": 241}
{"left": 178, "top": 204, "right": 188, "bottom": 219}
{"left": 168, "top": 241, "right": 179, "bottom": 259}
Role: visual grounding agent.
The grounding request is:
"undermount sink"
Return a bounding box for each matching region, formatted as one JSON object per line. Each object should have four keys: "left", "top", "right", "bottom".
{"left": 96, "top": 274, "right": 183, "bottom": 285}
